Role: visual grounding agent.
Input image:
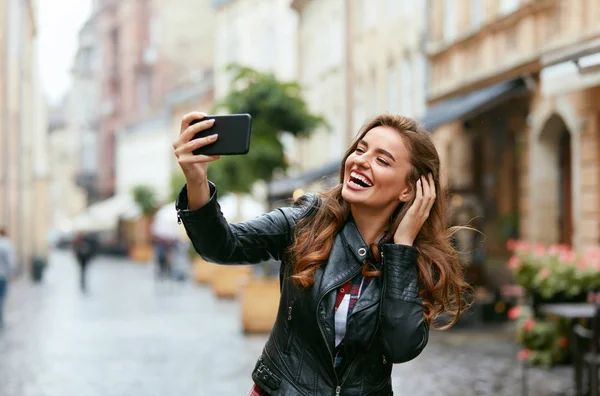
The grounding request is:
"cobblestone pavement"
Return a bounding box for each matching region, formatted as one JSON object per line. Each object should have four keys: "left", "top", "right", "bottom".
{"left": 0, "top": 250, "right": 574, "bottom": 396}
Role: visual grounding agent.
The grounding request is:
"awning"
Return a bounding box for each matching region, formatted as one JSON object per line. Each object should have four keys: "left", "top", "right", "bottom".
{"left": 420, "top": 78, "right": 529, "bottom": 131}
{"left": 71, "top": 194, "right": 141, "bottom": 233}
{"left": 268, "top": 160, "right": 341, "bottom": 198}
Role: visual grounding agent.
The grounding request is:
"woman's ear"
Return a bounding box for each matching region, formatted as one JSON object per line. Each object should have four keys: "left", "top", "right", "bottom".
{"left": 398, "top": 186, "right": 412, "bottom": 202}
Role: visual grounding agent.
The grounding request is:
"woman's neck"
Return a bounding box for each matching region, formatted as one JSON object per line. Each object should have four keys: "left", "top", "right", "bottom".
{"left": 350, "top": 204, "right": 395, "bottom": 245}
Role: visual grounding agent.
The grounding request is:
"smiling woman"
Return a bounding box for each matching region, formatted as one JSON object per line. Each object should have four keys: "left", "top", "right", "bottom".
{"left": 174, "top": 112, "right": 472, "bottom": 396}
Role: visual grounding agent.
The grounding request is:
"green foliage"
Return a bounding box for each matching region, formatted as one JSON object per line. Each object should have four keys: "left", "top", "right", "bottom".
{"left": 209, "top": 64, "right": 327, "bottom": 195}
{"left": 507, "top": 241, "right": 600, "bottom": 299}
{"left": 514, "top": 307, "right": 570, "bottom": 368}
{"left": 132, "top": 185, "right": 159, "bottom": 216}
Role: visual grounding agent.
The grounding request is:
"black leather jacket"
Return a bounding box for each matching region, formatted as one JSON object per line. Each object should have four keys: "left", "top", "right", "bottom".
{"left": 176, "top": 183, "right": 429, "bottom": 396}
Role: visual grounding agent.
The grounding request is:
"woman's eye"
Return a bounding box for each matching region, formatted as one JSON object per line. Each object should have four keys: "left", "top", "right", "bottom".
{"left": 377, "top": 158, "right": 389, "bottom": 166}
{"left": 355, "top": 148, "right": 365, "bottom": 154}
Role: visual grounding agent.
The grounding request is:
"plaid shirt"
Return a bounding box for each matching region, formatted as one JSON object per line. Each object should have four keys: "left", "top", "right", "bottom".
{"left": 249, "top": 274, "right": 369, "bottom": 396}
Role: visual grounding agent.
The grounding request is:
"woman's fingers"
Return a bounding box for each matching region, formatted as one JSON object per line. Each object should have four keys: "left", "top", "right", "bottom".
{"left": 422, "top": 174, "right": 436, "bottom": 218}
{"left": 180, "top": 112, "right": 206, "bottom": 134}
{"left": 177, "top": 154, "right": 221, "bottom": 165}
{"left": 175, "top": 133, "right": 218, "bottom": 157}
{"left": 411, "top": 175, "right": 437, "bottom": 220}
{"left": 410, "top": 177, "right": 424, "bottom": 215}
{"left": 173, "top": 112, "right": 216, "bottom": 150}
{"left": 180, "top": 118, "right": 215, "bottom": 144}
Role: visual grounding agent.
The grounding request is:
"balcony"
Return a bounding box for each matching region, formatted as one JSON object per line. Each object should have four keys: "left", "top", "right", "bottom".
{"left": 426, "top": 0, "right": 600, "bottom": 102}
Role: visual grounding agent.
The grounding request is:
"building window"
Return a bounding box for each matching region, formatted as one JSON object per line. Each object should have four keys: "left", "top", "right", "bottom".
{"left": 137, "top": 69, "right": 152, "bottom": 113}
{"left": 364, "top": 0, "right": 378, "bottom": 31}
{"left": 443, "top": 0, "right": 457, "bottom": 42}
{"left": 413, "top": 54, "right": 426, "bottom": 117}
{"left": 401, "top": 58, "right": 412, "bottom": 115}
{"left": 500, "top": 0, "right": 520, "bottom": 15}
{"left": 386, "top": 0, "right": 399, "bottom": 20}
{"left": 354, "top": 80, "right": 364, "bottom": 131}
{"left": 401, "top": 0, "right": 415, "bottom": 16}
{"left": 325, "top": 19, "right": 343, "bottom": 70}
{"left": 369, "top": 71, "right": 378, "bottom": 115}
{"left": 386, "top": 63, "right": 398, "bottom": 112}
{"left": 471, "top": 0, "right": 483, "bottom": 29}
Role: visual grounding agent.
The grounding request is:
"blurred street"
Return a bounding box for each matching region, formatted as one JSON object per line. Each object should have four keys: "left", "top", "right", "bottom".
{"left": 0, "top": 251, "right": 574, "bottom": 396}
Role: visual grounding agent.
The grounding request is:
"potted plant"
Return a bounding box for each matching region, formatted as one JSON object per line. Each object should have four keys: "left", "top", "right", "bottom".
{"left": 207, "top": 64, "right": 326, "bottom": 330}
{"left": 506, "top": 241, "right": 600, "bottom": 367}
{"left": 131, "top": 184, "right": 160, "bottom": 262}
{"left": 510, "top": 305, "right": 570, "bottom": 368}
{"left": 507, "top": 240, "right": 600, "bottom": 310}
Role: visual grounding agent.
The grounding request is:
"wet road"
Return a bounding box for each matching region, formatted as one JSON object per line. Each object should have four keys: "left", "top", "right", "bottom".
{"left": 0, "top": 250, "right": 573, "bottom": 396}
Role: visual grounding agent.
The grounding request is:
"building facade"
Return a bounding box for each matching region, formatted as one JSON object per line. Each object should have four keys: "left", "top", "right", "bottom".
{"left": 422, "top": 0, "right": 600, "bottom": 287}
{"left": 48, "top": 103, "right": 88, "bottom": 232}
{"left": 93, "top": 0, "right": 217, "bottom": 200}
{"left": 268, "top": 0, "right": 429, "bottom": 202}
{"left": 350, "top": 0, "right": 427, "bottom": 127}
{"left": 0, "top": 0, "right": 50, "bottom": 269}
{"left": 291, "top": 0, "right": 348, "bottom": 173}
{"left": 213, "top": 0, "right": 298, "bottom": 99}
{"left": 71, "top": 16, "right": 102, "bottom": 205}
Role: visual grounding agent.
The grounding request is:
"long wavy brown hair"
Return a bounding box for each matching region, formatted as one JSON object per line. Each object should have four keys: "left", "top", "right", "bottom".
{"left": 288, "top": 113, "right": 472, "bottom": 329}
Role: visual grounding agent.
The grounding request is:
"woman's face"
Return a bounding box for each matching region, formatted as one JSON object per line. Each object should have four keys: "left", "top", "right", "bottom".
{"left": 341, "top": 126, "right": 413, "bottom": 209}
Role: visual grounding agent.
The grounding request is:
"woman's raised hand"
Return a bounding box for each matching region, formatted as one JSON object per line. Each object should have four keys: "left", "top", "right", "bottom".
{"left": 173, "top": 112, "right": 220, "bottom": 186}
{"left": 393, "top": 173, "right": 436, "bottom": 246}
{"left": 173, "top": 112, "right": 221, "bottom": 210}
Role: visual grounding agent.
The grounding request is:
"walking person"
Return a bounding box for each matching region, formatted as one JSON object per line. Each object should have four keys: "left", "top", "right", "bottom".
{"left": 173, "top": 112, "right": 472, "bottom": 395}
{"left": 72, "top": 232, "right": 97, "bottom": 293}
{"left": 0, "top": 228, "right": 14, "bottom": 329}
{"left": 153, "top": 236, "right": 172, "bottom": 281}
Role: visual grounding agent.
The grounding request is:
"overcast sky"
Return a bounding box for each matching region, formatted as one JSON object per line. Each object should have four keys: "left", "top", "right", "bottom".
{"left": 38, "top": 0, "right": 92, "bottom": 105}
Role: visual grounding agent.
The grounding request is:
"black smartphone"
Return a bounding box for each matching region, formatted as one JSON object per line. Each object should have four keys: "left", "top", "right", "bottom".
{"left": 191, "top": 113, "right": 252, "bottom": 156}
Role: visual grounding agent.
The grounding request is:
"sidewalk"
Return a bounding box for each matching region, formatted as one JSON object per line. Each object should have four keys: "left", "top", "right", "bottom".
{"left": 0, "top": 250, "right": 574, "bottom": 396}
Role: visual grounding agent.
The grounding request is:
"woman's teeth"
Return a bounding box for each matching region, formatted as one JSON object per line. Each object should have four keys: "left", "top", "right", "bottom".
{"left": 350, "top": 171, "right": 372, "bottom": 187}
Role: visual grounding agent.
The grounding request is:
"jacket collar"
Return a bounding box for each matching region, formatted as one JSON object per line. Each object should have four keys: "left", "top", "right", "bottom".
{"left": 317, "top": 217, "right": 371, "bottom": 296}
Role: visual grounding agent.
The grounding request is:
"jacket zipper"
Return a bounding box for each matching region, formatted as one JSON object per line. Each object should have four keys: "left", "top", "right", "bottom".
{"left": 316, "top": 267, "right": 362, "bottom": 396}
{"left": 177, "top": 212, "right": 182, "bottom": 225}
{"left": 285, "top": 297, "right": 295, "bottom": 352}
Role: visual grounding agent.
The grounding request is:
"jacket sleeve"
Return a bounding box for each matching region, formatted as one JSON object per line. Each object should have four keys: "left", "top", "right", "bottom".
{"left": 175, "top": 182, "right": 317, "bottom": 265}
{"left": 379, "top": 244, "right": 429, "bottom": 363}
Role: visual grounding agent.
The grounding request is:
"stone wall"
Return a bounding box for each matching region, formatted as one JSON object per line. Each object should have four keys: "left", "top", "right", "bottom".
{"left": 525, "top": 84, "right": 600, "bottom": 248}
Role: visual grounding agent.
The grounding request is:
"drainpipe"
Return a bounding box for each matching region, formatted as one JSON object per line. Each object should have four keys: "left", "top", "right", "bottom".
{"left": 344, "top": 0, "right": 353, "bottom": 145}
{"left": 2, "top": 0, "right": 10, "bottom": 230}
{"left": 422, "top": 0, "right": 430, "bottom": 107}
{"left": 17, "top": 1, "right": 25, "bottom": 272}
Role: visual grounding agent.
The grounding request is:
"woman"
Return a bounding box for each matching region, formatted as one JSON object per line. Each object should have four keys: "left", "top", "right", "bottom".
{"left": 173, "top": 112, "right": 471, "bottom": 396}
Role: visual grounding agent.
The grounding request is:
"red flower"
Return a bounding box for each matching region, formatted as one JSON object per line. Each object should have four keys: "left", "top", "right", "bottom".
{"left": 508, "top": 255, "right": 521, "bottom": 270}
{"left": 506, "top": 239, "right": 518, "bottom": 251}
{"left": 523, "top": 318, "right": 536, "bottom": 331}
{"left": 507, "top": 306, "right": 521, "bottom": 320}
{"left": 557, "top": 337, "right": 568, "bottom": 348}
{"left": 517, "top": 349, "right": 531, "bottom": 360}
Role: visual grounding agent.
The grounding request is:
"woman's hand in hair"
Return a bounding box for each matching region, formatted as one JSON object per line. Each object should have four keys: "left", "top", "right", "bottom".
{"left": 173, "top": 112, "right": 221, "bottom": 210}
{"left": 393, "top": 173, "right": 436, "bottom": 246}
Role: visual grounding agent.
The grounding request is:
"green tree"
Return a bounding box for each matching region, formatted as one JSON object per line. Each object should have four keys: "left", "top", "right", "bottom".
{"left": 132, "top": 185, "right": 159, "bottom": 216}
{"left": 209, "top": 64, "right": 327, "bottom": 197}
{"left": 209, "top": 65, "right": 327, "bottom": 276}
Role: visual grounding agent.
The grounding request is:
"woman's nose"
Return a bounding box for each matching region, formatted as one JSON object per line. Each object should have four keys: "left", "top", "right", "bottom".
{"left": 354, "top": 154, "right": 370, "bottom": 168}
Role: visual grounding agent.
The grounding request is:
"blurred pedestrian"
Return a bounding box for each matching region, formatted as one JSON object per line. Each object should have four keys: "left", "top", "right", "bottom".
{"left": 0, "top": 228, "right": 14, "bottom": 328}
{"left": 72, "top": 232, "right": 97, "bottom": 293}
{"left": 153, "top": 236, "right": 172, "bottom": 281}
{"left": 173, "top": 112, "right": 472, "bottom": 395}
{"left": 170, "top": 239, "right": 191, "bottom": 282}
